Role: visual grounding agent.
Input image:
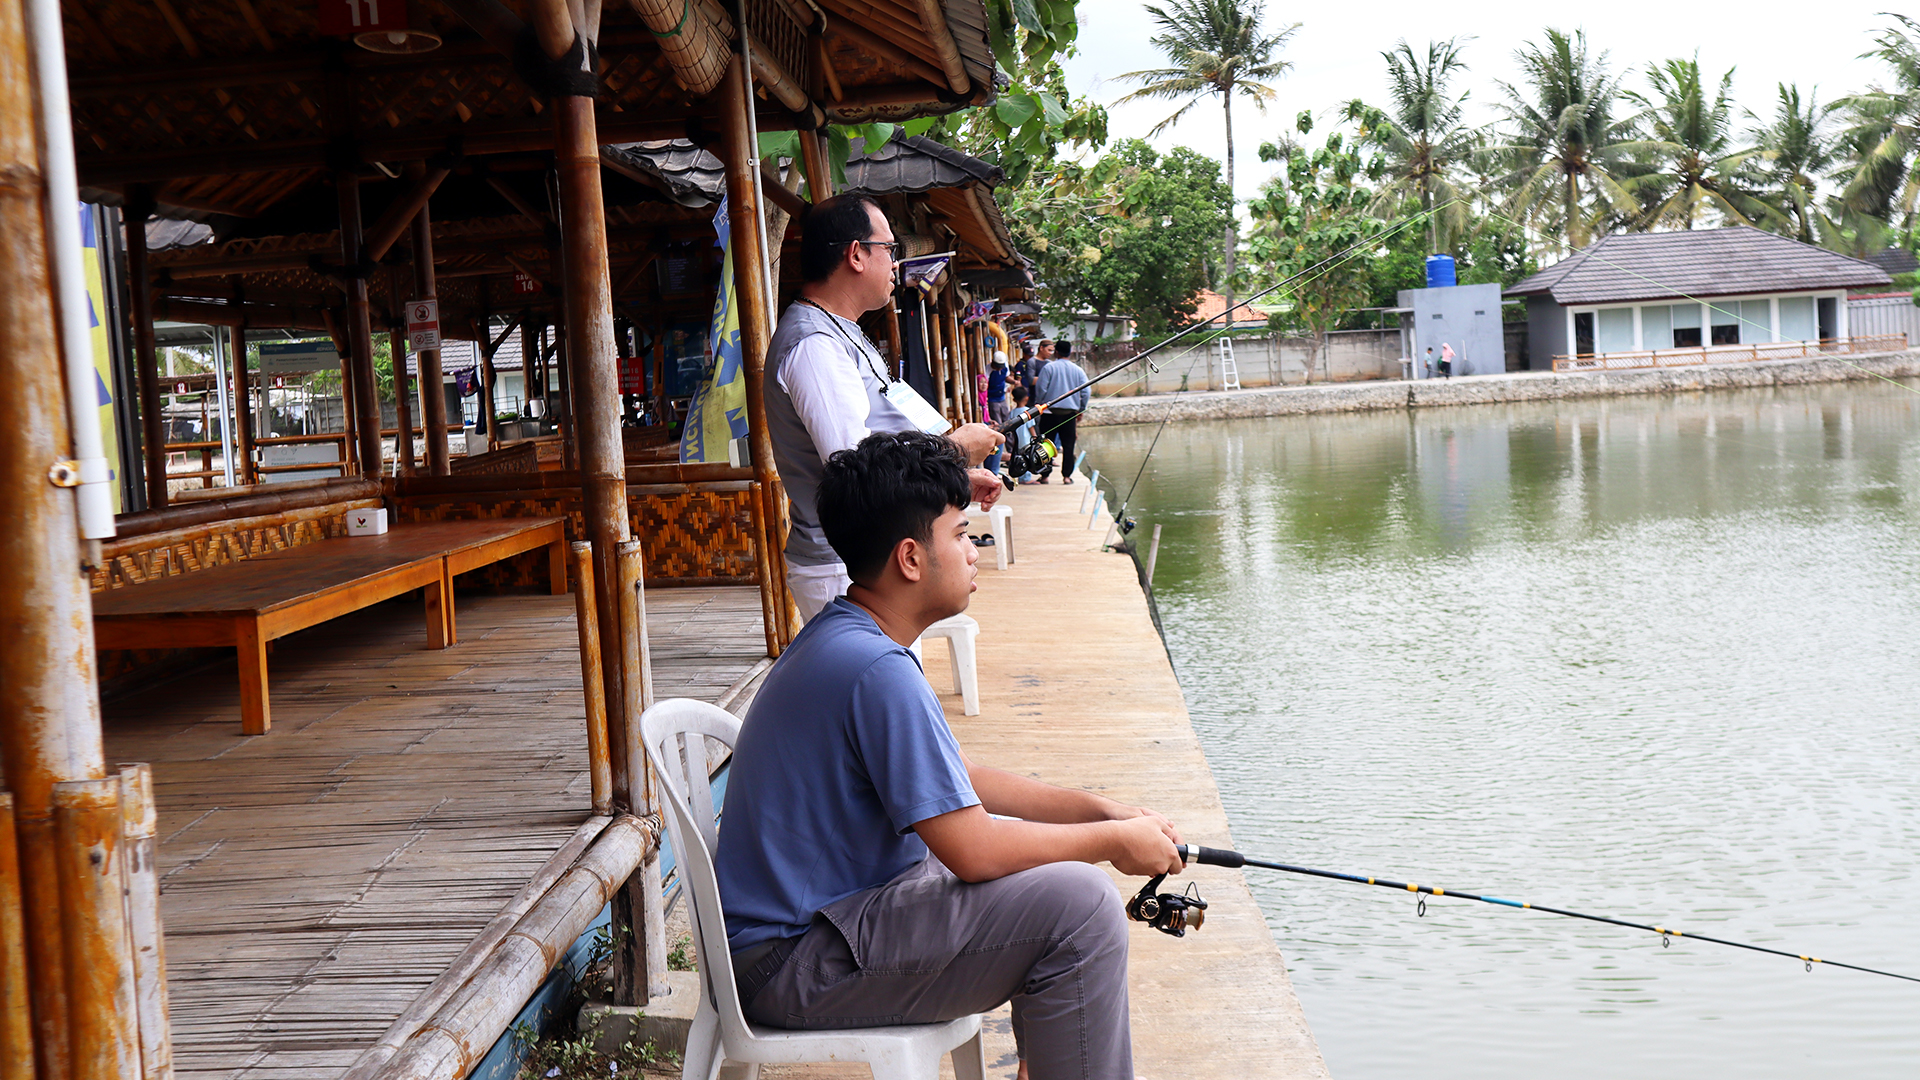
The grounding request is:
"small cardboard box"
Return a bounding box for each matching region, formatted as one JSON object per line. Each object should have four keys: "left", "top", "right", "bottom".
{"left": 346, "top": 507, "right": 389, "bottom": 536}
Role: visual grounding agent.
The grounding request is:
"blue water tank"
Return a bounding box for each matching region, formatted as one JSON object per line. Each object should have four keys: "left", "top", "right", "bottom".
{"left": 1425, "top": 254, "right": 1457, "bottom": 289}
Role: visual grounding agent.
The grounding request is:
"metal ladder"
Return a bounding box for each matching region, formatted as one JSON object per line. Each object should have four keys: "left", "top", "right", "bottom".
{"left": 1214, "top": 336, "right": 1242, "bottom": 391}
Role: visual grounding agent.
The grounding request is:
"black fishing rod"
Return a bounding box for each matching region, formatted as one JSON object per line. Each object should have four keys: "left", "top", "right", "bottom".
{"left": 1121, "top": 844, "right": 1920, "bottom": 985}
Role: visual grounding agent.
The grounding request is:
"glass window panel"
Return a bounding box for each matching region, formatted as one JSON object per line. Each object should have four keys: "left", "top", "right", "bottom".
{"left": 1596, "top": 308, "right": 1636, "bottom": 353}
{"left": 1672, "top": 304, "right": 1702, "bottom": 329}
{"left": 1641, "top": 305, "right": 1672, "bottom": 350}
{"left": 1779, "top": 297, "right": 1816, "bottom": 341}
{"left": 1742, "top": 300, "right": 1774, "bottom": 342}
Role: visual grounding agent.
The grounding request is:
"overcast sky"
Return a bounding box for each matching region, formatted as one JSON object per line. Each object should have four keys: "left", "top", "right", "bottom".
{"left": 1060, "top": 2, "right": 1907, "bottom": 208}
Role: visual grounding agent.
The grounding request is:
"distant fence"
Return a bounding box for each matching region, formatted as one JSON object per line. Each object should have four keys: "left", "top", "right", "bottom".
{"left": 1081, "top": 329, "right": 1403, "bottom": 395}
{"left": 1552, "top": 334, "right": 1908, "bottom": 373}
{"left": 1848, "top": 294, "right": 1920, "bottom": 341}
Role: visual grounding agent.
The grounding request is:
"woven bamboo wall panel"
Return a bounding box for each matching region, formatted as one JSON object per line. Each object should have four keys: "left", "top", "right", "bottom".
{"left": 89, "top": 512, "right": 351, "bottom": 593}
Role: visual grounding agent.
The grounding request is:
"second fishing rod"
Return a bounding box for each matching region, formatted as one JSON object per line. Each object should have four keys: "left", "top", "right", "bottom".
{"left": 995, "top": 201, "right": 1456, "bottom": 482}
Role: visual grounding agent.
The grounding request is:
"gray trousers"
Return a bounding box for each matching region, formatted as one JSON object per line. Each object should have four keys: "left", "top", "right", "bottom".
{"left": 738, "top": 857, "right": 1132, "bottom": 1080}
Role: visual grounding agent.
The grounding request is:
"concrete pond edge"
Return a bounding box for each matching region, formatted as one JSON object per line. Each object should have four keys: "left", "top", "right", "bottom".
{"left": 1081, "top": 349, "right": 1920, "bottom": 427}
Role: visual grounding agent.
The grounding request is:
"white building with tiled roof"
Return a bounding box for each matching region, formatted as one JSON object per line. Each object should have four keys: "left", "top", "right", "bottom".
{"left": 1505, "top": 227, "right": 1892, "bottom": 369}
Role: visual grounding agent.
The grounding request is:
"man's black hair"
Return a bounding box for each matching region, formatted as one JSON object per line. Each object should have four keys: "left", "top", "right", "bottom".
{"left": 818, "top": 430, "right": 971, "bottom": 583}
{"left": 800, "top": 193, "right": 885, "bottom": 283}
{"left": 1057, "top": 339, "right": 1073, "bottom": 358}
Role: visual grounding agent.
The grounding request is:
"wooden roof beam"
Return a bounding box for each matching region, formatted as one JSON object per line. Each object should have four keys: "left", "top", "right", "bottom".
{"left": 909, "top": 0, "right": 969, "bottom": 95}
{"left": 365, "top": 165, "right": 452, "bottom": 263}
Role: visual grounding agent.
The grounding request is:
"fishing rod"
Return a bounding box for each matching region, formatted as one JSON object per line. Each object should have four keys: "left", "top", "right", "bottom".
{"left": 1121, "top": 843, "right": 1920, "bottom": 985}
{"left": 996, "top": 201, "right": 1460, "bottom": 483}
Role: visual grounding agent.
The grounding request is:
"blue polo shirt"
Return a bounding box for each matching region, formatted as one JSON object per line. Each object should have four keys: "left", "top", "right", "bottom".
{"left": 715, "top": 597, "right": 980, "bottom": 951}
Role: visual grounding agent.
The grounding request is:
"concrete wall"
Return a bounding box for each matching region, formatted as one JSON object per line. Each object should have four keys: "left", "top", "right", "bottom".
{"left": 1399, "top": 283, "right": 1506, "bottom": 376}
{"left": 1086, "top": 329, "right": 1402, "bottom": 395}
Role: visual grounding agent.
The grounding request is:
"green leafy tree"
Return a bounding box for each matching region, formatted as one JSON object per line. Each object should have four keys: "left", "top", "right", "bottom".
{"left": 1243, "top": 115, "right": 1382, "bottom": 380}
{"left": 1012, "top": 140, "right": 1232, "bottom": 345}
{"left": 1491, "top": 28, "right": 1644, "bottom": 252}
{"left": 916, "top": 53, "right": 1109, "bottom": 187}
{"left": 1344, "top": 37, "right": 1479, "bottom": 252}
{"left": 1833, "top": 14, "right": 1920, "bottom": 238}
{"left": 1750, "top": 83, "right": 1839, "bottom": 243}
{"left": 1113, "top": 0, "right": 1300, "bottom": 308}
{"left": 1623, "top": 56, "right": 1772, "bottom": 230}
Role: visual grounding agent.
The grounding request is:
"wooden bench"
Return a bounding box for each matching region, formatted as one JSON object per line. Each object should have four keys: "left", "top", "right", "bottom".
{"left": 93, "top": 517, "right": 567, "bottom": 734}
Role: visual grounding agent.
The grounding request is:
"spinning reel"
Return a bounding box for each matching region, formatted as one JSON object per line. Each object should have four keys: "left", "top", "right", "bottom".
{"left": 1126, "top": 874, "right": 1208, "bottom": 938}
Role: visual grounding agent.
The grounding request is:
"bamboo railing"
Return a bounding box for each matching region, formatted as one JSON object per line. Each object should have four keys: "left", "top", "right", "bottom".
{"left": 1552, "top": 334, "right": 1910, "bottom": 373}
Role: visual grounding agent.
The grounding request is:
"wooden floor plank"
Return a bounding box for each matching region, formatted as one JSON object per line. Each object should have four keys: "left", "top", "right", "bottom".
{"left": 106, "top": 585, "right": 766, "bottom": 1080}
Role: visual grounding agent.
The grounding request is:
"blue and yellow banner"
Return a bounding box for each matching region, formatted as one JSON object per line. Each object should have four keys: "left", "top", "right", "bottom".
{"left": 678, "top": 198, "right": 750, "bottom": 463}
{"left": 80, "top": 203, "right": 124, "bottom": 512}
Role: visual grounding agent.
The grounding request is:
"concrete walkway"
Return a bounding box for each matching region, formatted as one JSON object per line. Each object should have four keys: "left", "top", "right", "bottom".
{"left": 1085, "top": 347, "right": 1920, "bottom": 427}
{"left": 881, "top": 473, "right": 1329, "bottom": 1080}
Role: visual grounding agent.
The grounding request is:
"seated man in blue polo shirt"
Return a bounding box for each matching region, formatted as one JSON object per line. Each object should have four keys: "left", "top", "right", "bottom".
{"left": 715, "top": 430, "right": 1185, "bottom": 1080}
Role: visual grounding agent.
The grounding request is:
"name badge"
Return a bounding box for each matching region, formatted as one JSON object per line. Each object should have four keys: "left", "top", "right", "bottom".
{"left": 883, "top": 380, "right": 952, "bottom": 435}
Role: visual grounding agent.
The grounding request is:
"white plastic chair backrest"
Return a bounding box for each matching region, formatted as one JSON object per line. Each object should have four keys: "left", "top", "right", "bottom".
{"left": 640, "top": 698, "right": 757, "bottom": 1045}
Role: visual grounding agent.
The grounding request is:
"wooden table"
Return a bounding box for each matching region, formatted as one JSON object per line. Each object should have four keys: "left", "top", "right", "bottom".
{"left": 93, "top": 518, "right": 568, "bottom": 734}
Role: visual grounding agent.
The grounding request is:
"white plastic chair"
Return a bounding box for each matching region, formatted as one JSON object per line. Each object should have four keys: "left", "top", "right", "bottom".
{"left": 967, "top": 502, "right": 1014, "bottom": 570}
{"left": 640, "top": 699, "right": 988, "bottom": 1080}
{"left": 911, "top": 614, "right": 980, "bottom": 716}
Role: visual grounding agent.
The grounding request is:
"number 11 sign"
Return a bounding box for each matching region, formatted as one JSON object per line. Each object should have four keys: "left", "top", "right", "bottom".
{"left": 319, "top": 0, "right": 408, "bottom": 36}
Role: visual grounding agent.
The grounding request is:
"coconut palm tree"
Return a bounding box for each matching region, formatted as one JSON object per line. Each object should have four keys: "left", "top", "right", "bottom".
{"left": 1834, "top": 14, "right": 1920, "bottom": 236}
{"left": 1750, "top": 83, "right": 1838, "bottom": 243}
{"left": 1114, "top": 0, "right": 1300, "bottom": 309}
{"left": 1491, "top": 28, "right": 1643, "bottom": 253}
{"left": 1344, "top": 37, "right": 1478, "bottom": 252}
{"left": 1624, "top": 56, "right": 1771, "bottom": 230}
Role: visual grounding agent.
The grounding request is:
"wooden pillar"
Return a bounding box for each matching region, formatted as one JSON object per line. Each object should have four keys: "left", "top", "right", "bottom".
{"left": 522, "top": 316, "right": 541, "bottom": 424}
{"left": 720, "top": 53, "right": 793, "bottom": 650}
{"left": 52, "top": 779, "right": 140, "bottom": 1080}
{"left": 391, "top": 327, "right": 415, "bottom": 476}
{"left": 125, "top": 187, "right": 167, "bottom": 509}
{"left": 230, "top": 324, "right": 258, "bottom": 484}
{"left": 411, "top": 199, "right": 450, "bottom": 474}
{"left": 799, "top": 129, "right": 834, "bottom": 203}
{"left": 336, "top": 172, "right": 384, "bottom": 478}
{"left": 927, "top": 292, "right": 948, "bottom": 420}
{"left": 0, "top": 9, "right": 114, "bottom": 1068}
{"left": 556, "top": 324, "right": 577, "bottom": 471}
{"left": 884, "top": 293, "right": 904, "bottom": 381}
{"left": 478, "top": 305, "right": 500, "bottom": 453}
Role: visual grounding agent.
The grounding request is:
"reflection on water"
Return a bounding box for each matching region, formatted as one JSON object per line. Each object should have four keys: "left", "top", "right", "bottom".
{"left": 1088, "top": 381, "right": 1920, "bottom": 1079}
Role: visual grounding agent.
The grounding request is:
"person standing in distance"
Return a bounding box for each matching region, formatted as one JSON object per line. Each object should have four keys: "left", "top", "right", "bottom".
{"left": 763, "top": 193, "right": 1004, "bottom": 621}
{"left": 1438, "top": 341, "right": 1455, "bottom": 379}
{"left": 1034, "top": 339, "right": 1089, "bottom": 484}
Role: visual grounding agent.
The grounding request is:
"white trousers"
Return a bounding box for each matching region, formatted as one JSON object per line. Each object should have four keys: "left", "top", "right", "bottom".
{"left": 787, "top": 561, "right": 853, "bottom": 623}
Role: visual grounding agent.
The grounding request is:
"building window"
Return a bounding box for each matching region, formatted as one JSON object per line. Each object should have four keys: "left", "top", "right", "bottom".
{"left": 1574, "top": 312, "right": 1595, "bottom": 355}
{"left": 1779, "top": 296, "right": 1816, "bottom": 342}
{"left": 1670, "top": 303, "right": 1702, "bottom": 347}
{"left": 1709, "top": 301, "right": 1741, "bottom": 345}
{"left": 1642, "top": 304, "right": 1672, "bottom": 350}
{"left": 1596, "top": 308, "right": 1635, "bottom": 353}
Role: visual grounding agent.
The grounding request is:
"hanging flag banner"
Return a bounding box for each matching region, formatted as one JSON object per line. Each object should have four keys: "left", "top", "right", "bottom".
{"left": 80, "top": 203, "right": 123, "bottom": 512}
{"left": 962, "top": 300, "right": 996, "bottom": 325}
{"left": 899, "top": 251, "right": 954, "bottom": 298}
{"left": 679, "top": 198, "right": 751, "bottom": 463}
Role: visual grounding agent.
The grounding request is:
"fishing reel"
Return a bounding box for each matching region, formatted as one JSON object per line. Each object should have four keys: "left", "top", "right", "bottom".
{"left": 998, "top": 407, "right": 1057, "bottom": 477}
{"left": 1126, "top": 874, "right": 1208, "bottom": 937}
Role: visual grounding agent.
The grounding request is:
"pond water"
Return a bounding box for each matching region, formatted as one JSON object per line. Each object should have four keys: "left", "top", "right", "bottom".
{"left": 1085, "top": 380, "right": 1920, "bottom": 1079}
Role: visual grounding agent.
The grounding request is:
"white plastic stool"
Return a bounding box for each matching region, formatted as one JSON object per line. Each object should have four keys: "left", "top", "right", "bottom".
{"left": 967, "top": 502, "right": 1014, "bottom": 569}
{"left": 911, "top": 614, "right": 980, "bottom": 715}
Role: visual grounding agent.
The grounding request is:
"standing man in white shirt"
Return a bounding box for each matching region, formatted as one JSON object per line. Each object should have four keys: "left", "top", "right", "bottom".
{"left": 764, "top": 193, "right": 1004, "bottom": 620}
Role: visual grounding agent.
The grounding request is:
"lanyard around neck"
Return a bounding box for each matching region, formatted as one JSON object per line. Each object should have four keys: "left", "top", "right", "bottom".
{"left": 800, "top": 299, "right": 892, "bottom": 386}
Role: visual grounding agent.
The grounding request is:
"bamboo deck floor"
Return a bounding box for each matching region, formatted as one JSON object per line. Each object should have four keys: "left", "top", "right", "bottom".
{"left": 101, "top": 585, "right": 770, "bottom": 1080}
{"left": 764, "top": 473, "right": 1330, "bottom": 1080}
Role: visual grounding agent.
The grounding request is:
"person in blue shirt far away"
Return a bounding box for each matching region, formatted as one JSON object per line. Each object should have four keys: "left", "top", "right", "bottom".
{"left": 715, "top": 430, "right": 1185, "bottom": 1080}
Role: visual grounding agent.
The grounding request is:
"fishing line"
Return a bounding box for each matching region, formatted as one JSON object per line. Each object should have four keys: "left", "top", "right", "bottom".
{"left": 1168, "top": 844, "right": 1920, "bottom": 984}
{"left": 1097, "top": 201, "right": 1462, "bottom": 528}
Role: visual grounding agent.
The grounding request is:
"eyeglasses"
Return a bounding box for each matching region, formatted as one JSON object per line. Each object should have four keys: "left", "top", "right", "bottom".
{"left": 851, "top": 239, "right": 903, "bottom": 262}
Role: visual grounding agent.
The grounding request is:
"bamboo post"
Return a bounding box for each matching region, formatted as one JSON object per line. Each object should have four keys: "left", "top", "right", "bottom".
{"left": 798, "top": 129, "right": 834, "bottom": 203}
{"left": 51, "top": 779, "right": 139, "bottom": 1080}
{"left": 126, "top": 187, "right": 167, "bottom": 509}
{"left": 411, "top": 198, "right": 450, "bottom": 475}
{"left": 1, "top": 5, "right": 115, "bottom": 1064}
{"left": 117, "top": 764, "right": 171, "bottom": 1080}
{"left": 927, "top": 293, "right": 948, "bottom": 419}
{"left": 336, "top": 171, "right": 384, "bottom": 478}
{"left": 0, "top": 793, "right": 32, "bottom": 1080}
{"left": 391, "top": 327, "right": 415, "bottom": 476}
{"left": 231, "top": 325, "right": 258, "bottom": 485}
{"left": 884, "top": 296, "right": 904, "bottom": 380}
{"left": 720, "top": 53, "right": 792, "bottom": 648}
{"left": 746, "top": 480, "right": 779, "bottom": 656}
{"left": 570, "top": 542, "right": 614, "bottom": 816}
{"left": 616, "top": 540, "right": 667, "bottom": 1000}
{"left": 521, "top": 316, "right": 541, "bottom": 424}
